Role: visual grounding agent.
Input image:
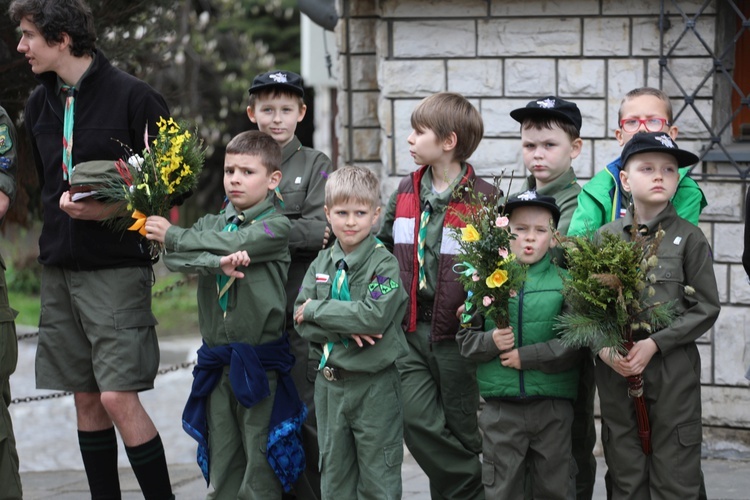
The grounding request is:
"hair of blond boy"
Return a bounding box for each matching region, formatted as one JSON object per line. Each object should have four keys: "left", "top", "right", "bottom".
{"left": 226, "top": 130, "right": 282, "bottom": 173}
{"left": 618, "top": 87, "right": 674, "bottom": 123}
{"left": 325, "top": 165, "right": 380, "bottom": 208}
{"left": 521, "top": 116, "right": 580, "bottom": 141}
{"left": 248, "top": 88, "right": 306, "bottom": 110}
{"left": 410, "top": 92, "right": 484, "bottom": 163}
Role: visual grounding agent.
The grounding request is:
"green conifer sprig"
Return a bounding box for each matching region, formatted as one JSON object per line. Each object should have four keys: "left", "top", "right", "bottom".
{"left": 555, "top": 223, "right": 676, "bottom": 355}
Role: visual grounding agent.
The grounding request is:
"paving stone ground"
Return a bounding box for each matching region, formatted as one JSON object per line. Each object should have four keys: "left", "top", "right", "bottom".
{"left": 10, "top": 329, "right": 750, "bottom": 499}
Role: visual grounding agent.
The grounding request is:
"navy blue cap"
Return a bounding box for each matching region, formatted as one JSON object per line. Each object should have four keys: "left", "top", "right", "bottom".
{"left": 510, "top": 96, "right": 582, "bottom": 133}
{"left": 503, "top": 190, "right": 561, "bottom": 227}
{"left": 248, "top": 70, "right": 304, "bottom": 98}
{"left": 620, "top": 132, "right": 699, "bottom": 170}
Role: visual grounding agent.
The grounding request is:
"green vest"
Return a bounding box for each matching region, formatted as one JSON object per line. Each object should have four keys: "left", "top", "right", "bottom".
{"left": 477, "top": 254, "right": 579, "bottom": 400}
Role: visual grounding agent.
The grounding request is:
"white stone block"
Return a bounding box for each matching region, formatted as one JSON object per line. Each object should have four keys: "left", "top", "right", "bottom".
{"left": 711, "top": 223, "right": 743, "bottom": 262}
{"left": 577, "top": 99, "right": 607, "bottom": 139}
{"left": 379, "top": 60, "right": 446, "bottom": 97}
{"left": 558, "top": 59, "right": 606, "bottom": 98}
{"left": 393, "top": 20, "right": 476, "bottom": 58}
{"left": 380, "top": 0, "right": 488, "bottom": 18}
{"left": 351, "top": 91, "right": 380, "bottom": 128}
{"left": 447, "top": 59, "right": 504, "bottom": 97}
{"left": 583, "top": 18, "right": 630, "bottom": 56}
{"left": 698, "top": 342, "right": 712, "bottom": 384}
{"left": 470, "top": 138, "right": 523, "bottom": 179}
{"left": 572, "top": 139, "right": 594, "bottom": 179}
{"left": 348, "top": 18, "right": 377, "bottom": 54}
{"left": 393, "top": 99, "right": 424, "bottom": 175}
{"left": 352, "top": 128, "right": 381, "bottom": 161}
{"left": 505, "top": 59, "right": 557, "bottom": 97}
{"left": 478, "top": 18, "right": 581, "bottom": 57}
{"left": 602, "top": 0, "right": 714, "bottom": 15}
{"left": 699, "top": 221, "right": 712, "bottom": 248}
{"left": 490, "top": 0, "right": 598, "bottom": 16}
{"left": 648, "top": 58, "right": 715, "bottom": 98}
{"left": 632, "top": 16, "right": 716, "bottom": 57}
{"left": 377, "top": 94, "right": 393, "bottom": 136}
{"left": 672, "top": 98, "right": 714, "bottom": 139}
{"left": 730, "top": 265, "right": 750, "bottom": 305}
{"left": 703, "top": 387, "right": 750, "bottom": 428}
{"left": 481, "top": 98, "right": 524, "bottom": 137}
{"left": 711, "top": 307, "right": 750, "bottom": 387}
{"left": 591, "top": 140, "right": 623, "bottom": 176}
{"left": 714, "top": 263, "right": 728, "bottom": 304}
{"left": 700, "top": 182, "right": 743, "bottom": 220}
{"left": 607, "top": 59, "right": 647, "bottom": 122}
{"left": 350, "top": 54, "right": 378, "bottom": 90}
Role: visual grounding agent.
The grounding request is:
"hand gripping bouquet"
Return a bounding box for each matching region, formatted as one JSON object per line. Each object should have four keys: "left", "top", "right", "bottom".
{"left": 450, "top": 175, "right": 526, "bottom": 329}
{"left": 98, "top": 117, "right": 205, "bottom": 256}
{"left": 555, "top": 222, "right": 678, "bottom": 454}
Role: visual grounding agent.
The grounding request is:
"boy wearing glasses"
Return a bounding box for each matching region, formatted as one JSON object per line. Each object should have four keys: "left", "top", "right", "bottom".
{"left": 568, "top": 87, "right": 706, "bottom": 237}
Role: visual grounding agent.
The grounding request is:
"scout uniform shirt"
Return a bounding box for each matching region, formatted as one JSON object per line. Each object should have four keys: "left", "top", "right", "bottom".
{"left": 163, "top": 196, "right": 291, "bottom": 347}
{"left": 276, "top": 136, "right": 331, "bottom": 315}
{"left": 295, "top": 235, "right": 408, "bottom": 373}
{"left": 514, "top": 167, "right": 581, "bottom": 236}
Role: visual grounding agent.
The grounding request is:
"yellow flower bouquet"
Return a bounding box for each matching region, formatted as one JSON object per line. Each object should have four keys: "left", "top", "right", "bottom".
{"left": 450, "top": 176, "right": 526, "bottom": 328}
{"left": 99, "top": 117, "right": 205, "bottom": 255}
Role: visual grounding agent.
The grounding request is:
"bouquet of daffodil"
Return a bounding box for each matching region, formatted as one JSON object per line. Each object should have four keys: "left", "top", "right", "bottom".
{"left": 99, "top": 117, "right": 205, "bottom": 254}
{"left": 450, "top": 176, "right": 526, "bottom": 329}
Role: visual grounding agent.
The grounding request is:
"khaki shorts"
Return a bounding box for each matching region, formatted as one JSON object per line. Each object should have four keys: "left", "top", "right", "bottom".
{"left": 36, "top": 266, "right": 159, "bottom": 392}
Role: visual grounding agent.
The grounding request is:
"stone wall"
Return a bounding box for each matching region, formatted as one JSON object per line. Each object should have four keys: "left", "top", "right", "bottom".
{"left": 335, "top": 0, "right": 750, "bottom": 452}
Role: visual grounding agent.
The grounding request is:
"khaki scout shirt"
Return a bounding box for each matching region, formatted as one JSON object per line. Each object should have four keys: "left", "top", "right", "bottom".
{"left": 277, "top": 136, "right": 332, "bottom": 313}
{"left": 598, "top": 203, "right": 720, "bottom": 355}
{"left": 514, "top": 167, "right": 581, "bottom": 236}
{"left": 163, "top": 196, "right": 291, "bottom": 347}
{"left": 295, "top": 235, "right": 408, "bottom": 373}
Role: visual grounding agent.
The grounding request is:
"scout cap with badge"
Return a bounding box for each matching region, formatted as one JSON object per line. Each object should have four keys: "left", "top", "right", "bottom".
{"left": 503, "top": 190, "right": 561, "bottom": 228}
{"left": 510, "top": 96, "right": 583, "bottom": 133}
{"left": 68, "top": 160, "right": 121, "bottom": 201}
{"left": 619, "top": 131, "right": 699, "bottom": 170}
{"left": 248, "top": 70, "right": 305, "bottom": 98}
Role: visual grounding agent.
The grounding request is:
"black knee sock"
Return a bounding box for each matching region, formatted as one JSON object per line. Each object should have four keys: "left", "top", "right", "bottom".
{"left": 125, "top": 433, "right": 174, "bottom": 500}
{"left": 78, "top": 427, "right": 122, "bottom": 500}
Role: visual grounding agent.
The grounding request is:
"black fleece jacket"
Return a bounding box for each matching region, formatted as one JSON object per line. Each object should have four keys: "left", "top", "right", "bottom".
{"left": 25, "top": 51, "right": 169, "bottom": 270}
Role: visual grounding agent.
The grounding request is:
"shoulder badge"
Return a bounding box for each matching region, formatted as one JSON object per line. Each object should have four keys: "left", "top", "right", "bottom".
{"left": 0, "top": 124, "right": 12, "bottom": 155}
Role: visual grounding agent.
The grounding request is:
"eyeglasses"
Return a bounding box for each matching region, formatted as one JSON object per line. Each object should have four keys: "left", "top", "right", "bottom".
{"left": 619, "top": 118, "right": 671, "bottom": 133}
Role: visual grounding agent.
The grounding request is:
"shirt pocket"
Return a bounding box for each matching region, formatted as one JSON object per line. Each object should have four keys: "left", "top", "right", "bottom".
{"left": 280, "top": 189, "right": 306, "bottom": 217}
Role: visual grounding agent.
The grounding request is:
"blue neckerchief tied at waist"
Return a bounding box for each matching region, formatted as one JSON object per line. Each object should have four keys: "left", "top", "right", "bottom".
{"left": 182, "top": 333, "right": 307, "bottom": 491}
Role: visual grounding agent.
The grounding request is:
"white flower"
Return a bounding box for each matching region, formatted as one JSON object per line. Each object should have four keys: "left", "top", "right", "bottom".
{"left": 127, "top": 154, "right": 145, "bottom": 170}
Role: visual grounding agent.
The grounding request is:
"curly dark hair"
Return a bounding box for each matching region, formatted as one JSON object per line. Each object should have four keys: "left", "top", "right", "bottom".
{"left": 9, "top": 0, "right": 97, "bottom": 57}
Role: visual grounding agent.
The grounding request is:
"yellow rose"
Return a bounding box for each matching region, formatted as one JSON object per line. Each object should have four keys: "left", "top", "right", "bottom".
{"left": 461, "top": 224, "right": 480, "bottom": 242}
{"left": 485, "top": 268, "right": 508, "bottom": 288}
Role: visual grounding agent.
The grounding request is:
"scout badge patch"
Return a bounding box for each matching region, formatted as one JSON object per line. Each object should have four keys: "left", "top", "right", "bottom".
{"left": 0, "top": 124, "right": 11, "bottom": 156}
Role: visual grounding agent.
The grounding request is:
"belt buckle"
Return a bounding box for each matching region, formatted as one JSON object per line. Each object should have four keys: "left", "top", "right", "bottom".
{"left": 322, "top": 366, "right": 337, "bottom": 381}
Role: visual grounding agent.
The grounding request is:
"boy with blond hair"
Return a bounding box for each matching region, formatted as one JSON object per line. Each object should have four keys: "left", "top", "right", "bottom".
{"left": 294, "top": 165, "right": 408, "bottom": 499}
{"left": 146, "top": 130, "right": 305, "bottom": 499}
{"left": 247, "top": 69, "right": 331, "bottom": 500}
{"left": 377, "top": 92, "right": 492, "bottom": 499}
{"left": 568, "top": 86, "right": 708, "bottom": 499}
{"left": 595, "top": 132, "right": 719, "bottom": 498}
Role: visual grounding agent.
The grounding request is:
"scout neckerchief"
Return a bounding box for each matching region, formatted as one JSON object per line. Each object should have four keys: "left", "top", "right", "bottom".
{"left": 318, "top": 258, "right": 350, "bottom": 369}
{"left": 61, "top": 84, "right": 76, "bottom": 181}
{"left": 417, "top": 201, "right": 432, "bottom": 290}
{"left": 216, "top": 207, "right": 274, "bottom": 312}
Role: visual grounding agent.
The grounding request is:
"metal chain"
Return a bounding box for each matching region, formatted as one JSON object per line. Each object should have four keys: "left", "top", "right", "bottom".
{"left": 16, "top": 274, "right": 198, "bottom": 341}
{"left": 10, "top": 359, "right": 197, "bottom": 405}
